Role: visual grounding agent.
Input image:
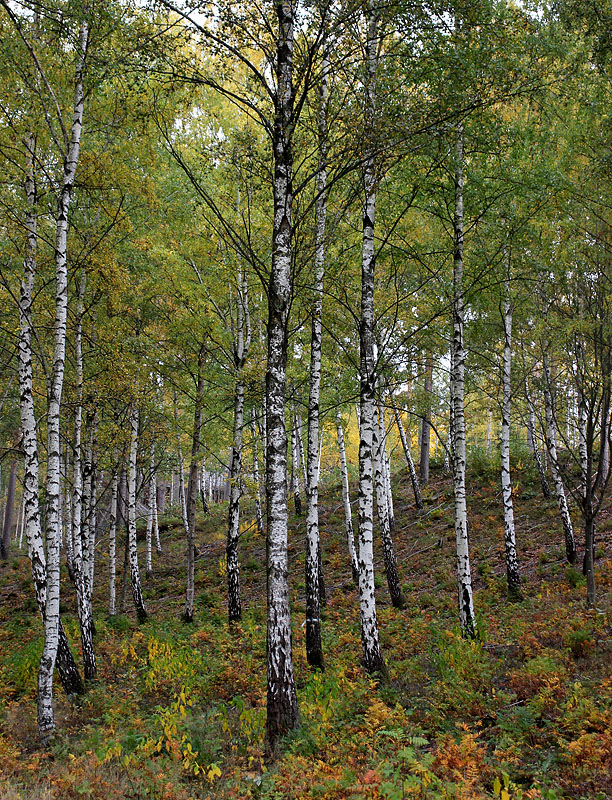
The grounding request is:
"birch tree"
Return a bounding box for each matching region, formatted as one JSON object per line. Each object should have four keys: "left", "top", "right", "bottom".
{"left": 128, "top": 405, "right": 147, "bottom": 623}
{"left": 499, "top": 248, "right": 521, "bottom": 600}
{"left": 227, "top": 268, "right": 251, "bottom": 623}
{"left": 357, "top": 1, "right": 385, "bottom": 674}
{"left": 450, "top": 123, "right": 476, "bottom": 639}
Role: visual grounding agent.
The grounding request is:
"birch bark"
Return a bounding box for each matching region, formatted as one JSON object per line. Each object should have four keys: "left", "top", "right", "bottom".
{"left": 265, "top": 0, "right": 299, "bottom": 756}
{"left": 251, "top": 411, "right": 265, "bottom": 536}
{"left": 173, "top": 393, "right": 194, "bottom": 621}
{"left": 542, "top": 342, "right": 576, "bottom": 563}
{"left": 419, "top": 355, "right": 433, "bottom": 485}
{"left": 306, "top": 69, "right": 329, "bottom": 654}
{"left": 38, "top": 21, "right": 89, "bottom": 742}
{"left": 336, "top": 414, "right": 359, "bottom": 581}
{"left": 306, "top": 60, "right": 330, "bottom": 656}
{"left": 145, "top": 443, "right": 154, "bottom": 578}
{"left": 109, "top": 466, "right": 118, "bottom": 615}
{"left": 450, "top": 124, "right": 476, "bottom": 639}
{"left": 18, "top": 133, "right": 83, "bottom": 703}
{"left": 227, "top": 268, "right": 250, "bottom": 622}
{"left": 525, "top": 378, "right": 551, "bottom": 499}
{"left": 128, "top": 405, "right": 147, "bottom": 622}
{"left": 391, "top": 398, "right": 422, "bottom": 509}
{"left": 500, "top": 273, "right": 521, "bottom": 599}
{"left": 357, "top": 1, "right": 385, "bottom": 674}
{"left": 373, "top": 405, "right": 404, "bottom": 607}
{"left": 187, "top": 345, "right": 205, "bottom": 538}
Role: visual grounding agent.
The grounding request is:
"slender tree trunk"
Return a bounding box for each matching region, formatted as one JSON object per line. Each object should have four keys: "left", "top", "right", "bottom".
{"left": 38, "top": 22, "right": 89, "bottom": 743}
{"left": 599, "top": 405, "right": 610, "bottom": 485}
{"left": 227, "top": 378, "right": 245, "bottom": 622}
{"left": 525, "top": 378, "right": 551, "bottom": 499}
{"left": 187, "top": 346, "right": 205, "bottom": 540}
{"left": 128, "top": 406, "right": 147, "bottom": 623}
{"left": 145, "top": 443, "right": 154, "bottom": 578}
{"left": 450, "top": 123, "right": 476, "bottom": 639}
{"left": 584, "top": 511, "right": 596, "bottom": 607}
{"left": 391, "top": 398, "right": 423, "bottom": 509}
{"left": 379, "top": 397, "right": 394, "bottom": 529}
{"left": 500, "top": 275, "right": 521, "bottom": 600}
{"left": 153, "top": 473, "right": 161, "bottom": 554}
{"left": 542, "top": 346, "right": 577, "bottom": 563}
{"left": 109, "top": 467, "right": 118, "bottom": 616}
{"left": 305, "top": 65, "right": 329, "bottom": 660}
{"left": 373, "top": 404, "right": 404, "bottom": 607}
{"left": 291, "top": 417, "right": 302, "bottom": 515}
{"left": 64, "top": 447, "right": 74, "bottom": 579}
{"left": 357, "top": 2, "right": 385, "bottom": 676}
{"left": 419, "top": 355, "right": 433, "bottom": 485}
{"left": 173, "top": 393, "right": 194, "bottom": 622}
{"left": 336, "top": 414, "right": 359, "bottom": 582}
{"left": 265, "top": 0, "right": 299, "bottom": 757}
{"left": 251, "top": 411, "right": 265, "bottom": 536}
{"left": 18, "top": 133, "right": 83, "bottom": 701}
{"left": 1, "top": 459, "right": 17, "bottom": 559}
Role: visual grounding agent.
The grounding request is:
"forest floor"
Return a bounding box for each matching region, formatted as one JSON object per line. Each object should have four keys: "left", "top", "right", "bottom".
{"left": 1, "top": 449, "right": 611, "bottom": 800}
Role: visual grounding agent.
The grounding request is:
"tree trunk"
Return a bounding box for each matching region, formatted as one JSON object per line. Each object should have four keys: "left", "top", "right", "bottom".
{"left": 291, "top": 418, "right": 302, "bottom": 515}
{"left": 450, "top": 123, "right": 476, "bottom": 639}
{"left": 145, "top": 443, "right": 154, "bottom": 578}
{"left": 38, "top": 22, "right": 88, "bottom": 743}
{"left": 227, "top": 378, "right": 245, "bottom": 622}
{"left": 373, "top": 405, "right": 404, "bottom": 607}
{"left": 18, "top": 133, "right": 83, "bottom": 700}
{"left": 265, "top": 0, "right": 300, "bottom": 757}
{"left": 187, "top": 346, "right": 205, "bottom": 540}
{"left": 336, "top": 414, "right": 359, "bottom": 582}
{"left": 251, "top": 412, "right": 265, "bottom": 536}
{"left": 305, "top": 62, "right": 329, "bottom": 660}
{"left": 173, "top": 393, "right": 194, "bottom": 622}
{"left": 500, "top": 275, "right": 521, "bottom": 600}
{"left": 525, "top": 379, "right": 551, "bottom": 499}
{"left": 542, "top": 345, "right": 576, "bottom": 563}
{"left": 1, "top": 459, "right": 18, "bottom": 560}
{"left": 391, "top": 399, "right": 423, "bottom": 509}
{"left": 379, "top": 397, "right": 394, "bottom": 529}
{"left": 419, "top": 355, "right": 433, "bottom": 485}
{"left": 357, "top": 2, "right": 385, "bottom": 676}
{"left": 128, "top": 406, "right": 147, "bottom": 623}
{"left": 109, "top": 467, "right": 118, "bottom": 616}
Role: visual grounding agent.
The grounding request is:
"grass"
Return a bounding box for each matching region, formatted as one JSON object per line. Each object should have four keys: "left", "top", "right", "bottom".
{"left": 0, "top": 458, "right": 611, "bottom": 799}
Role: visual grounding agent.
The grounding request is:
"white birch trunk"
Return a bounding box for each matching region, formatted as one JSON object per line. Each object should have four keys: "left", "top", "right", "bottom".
{"left": 227, "top": 377, "right": 245, "bottom": 622}
{"left": 378, "top": 397, "right": 394, "bottom": 528}
{"left": 128, "top": 406, "right": 147, "bottom": 622}
{"left": 373, "top": 405, "right": 404, "bottom": 608}
{"left": 251, "top": 411, "right": 264, "bottom": 536}
{"left": 450, "top": 123, "right": 476, "bottom": 639}
{"left": 153, "top": 471, "right": 161, "bottom": 554}
{"left": 109, "top": 467, "right": 118, "bottom": 616}
{"left": 391, "top": 399, "right": 423, "bottom": 509}
{"left": 173, "top": 393, "right": 193, "bottom": 621}
{"left": 500, "top": 274, "right": 521, "bottom": 599}
{"left": 357, "top": 2, "right": 385, "bottom": 675}
{"left": 18, "top": 133, "right": 83, "bottom": 704}
{"left": 265, "top": 0, "right": 299, "bottom": 756}
{"left": 543, "top": 346, "right": 577, "bottom": 563}
{"left": 304, "top": 50, "right": 328, "bottom": 667}
{"left": 38, "top": 22, "right": 88, "bottom": 741}
{"left": 336, "top": 414, "right": 359, "bottom": 582}
{"left": 525, "top": 378, "right": 551, "bottom": 499}
{"left": 145, "top": 442, "right": 154, "bottom": 577}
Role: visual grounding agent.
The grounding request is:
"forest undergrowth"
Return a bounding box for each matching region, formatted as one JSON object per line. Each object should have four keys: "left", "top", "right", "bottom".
{"left": 1, "top": 453, "right": 611, "bottom": 800}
